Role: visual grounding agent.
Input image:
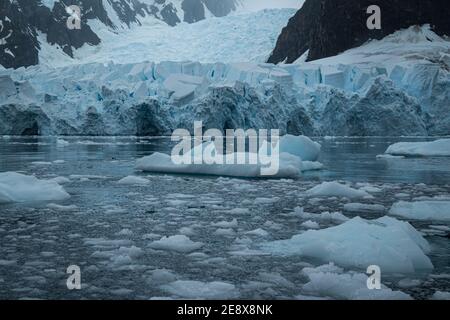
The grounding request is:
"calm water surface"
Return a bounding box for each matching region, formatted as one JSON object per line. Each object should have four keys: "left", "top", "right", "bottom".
{"left": 0, "top": 136, "right": 448, "bottom": 299}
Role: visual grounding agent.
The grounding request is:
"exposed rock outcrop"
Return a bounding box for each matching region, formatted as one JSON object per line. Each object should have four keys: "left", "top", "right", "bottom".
{"left": 268, "top": 0, "right": 450, "bottom": 64}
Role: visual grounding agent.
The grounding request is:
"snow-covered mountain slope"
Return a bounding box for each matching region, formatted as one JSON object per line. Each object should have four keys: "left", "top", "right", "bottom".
{"left": 0, "top": 0, "right": 240, "bottom": 69}
{"left": 40, "top": 9, "right": 295, "bottom": 66}
{"left": 1, "top": 25, "right": 448, "bottom": 136}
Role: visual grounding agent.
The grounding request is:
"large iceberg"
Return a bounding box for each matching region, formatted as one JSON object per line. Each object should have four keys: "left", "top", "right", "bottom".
{"left": 0, "top": 172, "right": 70, "bottom": 203}
{"left": 136, "top": 135, "right": 322, "bottom": 178}
{"left": 385, "top": 139, "right": 450, "bottom": 157}
{"left": 262, "top": 216, "right": 433, "bottom": 274}
{"left": 136, "top": 151, "right": 303, "bottom": 178}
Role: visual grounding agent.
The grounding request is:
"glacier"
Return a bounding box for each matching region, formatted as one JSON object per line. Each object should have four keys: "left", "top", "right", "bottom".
{"left": 0, "top": 18, "right": 449, "bottom": 136}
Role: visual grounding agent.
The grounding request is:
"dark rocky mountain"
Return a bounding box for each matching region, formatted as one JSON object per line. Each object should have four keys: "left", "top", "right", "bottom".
{"left": 268, "top": 0, "right": 450, "bottom": 64}
{"left": 0, "top": 0, "right": 238, "bottom": 69}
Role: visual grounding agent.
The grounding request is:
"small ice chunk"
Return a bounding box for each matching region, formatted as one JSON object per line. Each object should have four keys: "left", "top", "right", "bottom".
{"left": 116, "top": 228, "right": 133, "bottom": 236}
{"left": 147, "top": 269, "right": 177, "bottom": 285}
{"left": 56, "top": 139, "right": 70, "bottom": 146}
{"left": 245, "top": 228, "right": 269, "bottom": 237}
{"left": 149, "top": 235, "right": 203, "bottom": 253}
{"left": 49, "top": 176, "right": 71, "bottom": 185}
{"left": 31, "top": 161, "right": 52, "bottom": 166}
{"left": 179, "top": 227, "right": 196, "bottom": 236}
{"left": 117, "top": 176, "right": 150, "bottom": 185}
{"left": 161, "top": 280, "right": 239, "bottom": 299}
{"left": 376, "top": 154, "right": 405, "bottom": 160}
{"left": 343, "top": 203, "right": 385, "bottom": 213}
{"left": 293, "top": 207, "right": 349, "bottom": 223}
{"left": 47, "top": 203, "right": 78, "bottom": 212}
{"left": 306, "top": 181, "right": 371, "bottom": 199}
{"left": 212, "top": 219, "right": 238, "bottom": 229}
{"left": 279, "top": 135, "right": 321, "bottom": 161}
{"left": 301, "top": 220, "right": 320, "bottom": 229}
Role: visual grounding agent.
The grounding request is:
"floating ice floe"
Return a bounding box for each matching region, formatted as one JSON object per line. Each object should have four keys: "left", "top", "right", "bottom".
{"left": 136, "top": 135, "right": 323, "bottom": 178}
{"left": 149, "top": 235, "right": 203, "bottom": 253}
{"left": 389, "top": 201, "right": 450, "bottom": 222}
{"left": 301, "top": 263, "right": 411, "bottom": 300}
{"left": 0, "top": 172, "right": 70, "bottom": 203}
{"left": 385, "top": 139, "right": 450, "bottom": 157}
{"left": 161, "top": 280, "right": 239, "bottom": 299}
{"left": 47, "top": 203, "right": 78, "bottom": 212}
{"left": 117, "top": 175, "right": 150, "bottom": 185}
{"left": 305, "top": 181, "right": 371, "bottom": 199}
{"left": 136, "top": 151, "right": 302, "bottom": 178}
{"left": 262, "top": 216, "right": 433, "bottom": 274}
{"left": 147, "top": 269, "right": 177, "bottom": 285}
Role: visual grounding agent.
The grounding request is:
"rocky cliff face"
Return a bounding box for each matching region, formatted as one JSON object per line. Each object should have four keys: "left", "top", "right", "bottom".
{"left": 0, "top": 0, "right": 238, "bottom": 69}
{"left": 268, "top": 0, "right": 450, "bottom": 64}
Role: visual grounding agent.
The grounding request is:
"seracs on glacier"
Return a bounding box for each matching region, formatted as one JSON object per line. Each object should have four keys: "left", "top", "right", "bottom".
{"left": 0, "top": 10, "right": 449, "bottom": 136}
